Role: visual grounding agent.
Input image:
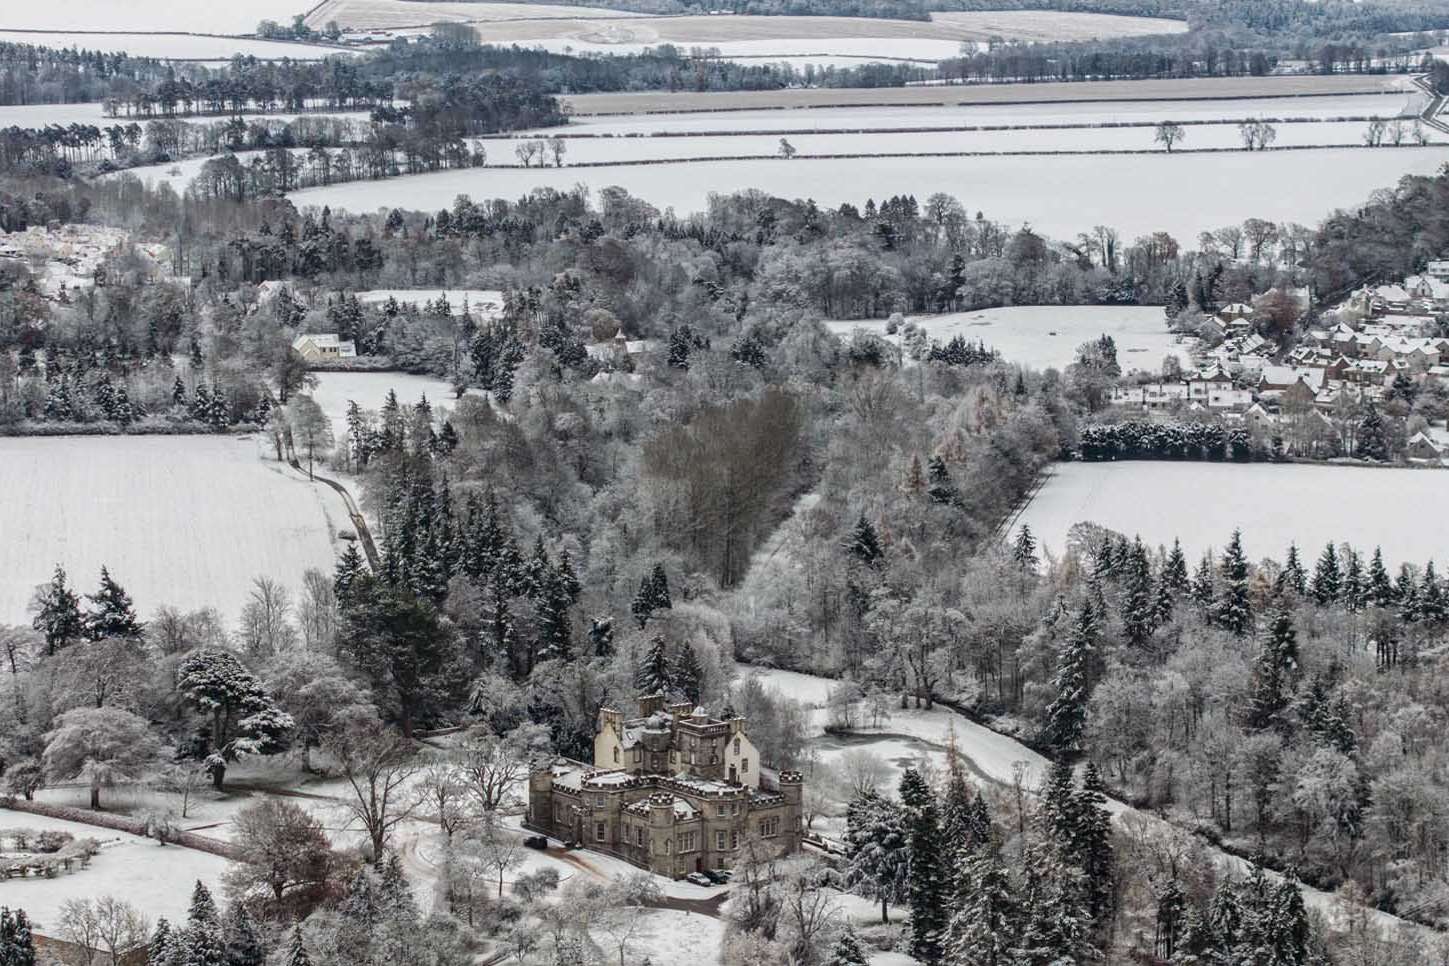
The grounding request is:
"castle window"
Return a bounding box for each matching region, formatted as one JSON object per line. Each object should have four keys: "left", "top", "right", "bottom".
{"left": 731, "top": 831, "right": 739, "bottom": 849}
{"left": 742, "top": 759, "right": 749, "bottom": 773}
{"left": 634, "top": 748, "right": 643, "bottom": 763}
{"left": 637, "top": 827, "right": 645, "bottom": 846}
{"left": 596, "top": 822, "right": 606, "bottom": 842}
{"left": 613, "top": 747, "right": 620, "bottom": 764}
{"left": 716, "top": 830, "right": 726, "bottom": 850}
{"left": 733, "top": 738, "right": 741, "bottom": 754}
{"left": 760, "top": 817, "right": 780, "bottom": 838}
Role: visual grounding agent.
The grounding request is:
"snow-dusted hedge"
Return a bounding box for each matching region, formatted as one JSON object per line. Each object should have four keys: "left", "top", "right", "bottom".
{"left": 1077, "top": 421, "right": 1258, "bottom": 462}
{"left": 0, "top": 798, "right": 239, "bottom": 860}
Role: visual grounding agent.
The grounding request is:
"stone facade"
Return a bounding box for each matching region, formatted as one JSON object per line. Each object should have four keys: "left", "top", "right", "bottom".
{"left": 526, "top": 697, "right": 803, "bottom": 878}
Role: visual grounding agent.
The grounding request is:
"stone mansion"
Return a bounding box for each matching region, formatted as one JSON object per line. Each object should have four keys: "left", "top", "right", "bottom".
{"left": 526, "top": 694, "right": 803, "bottom": 878}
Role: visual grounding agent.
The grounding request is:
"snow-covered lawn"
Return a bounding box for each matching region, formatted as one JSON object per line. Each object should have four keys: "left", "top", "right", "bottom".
{"left": 291, "top": 146, "right": 1448, "bottom": 243}
{"left": 0, "top": 807, "right": 229, "bottom": 929}
{"left": 0, "top": 32, "right": 351, "bottom": 60}
{"left": 608, "top": 908, "right": 725, "bottom": 966}
{"left": 827, "top": 305, "right": 1186, "bottom": 374}
{"left": 4, "top": 0, "right": 313, "bottom": 33}
{"left": 306, "top": 371, "right": 465, "bottom": 440}
{"left": 307, "top": 0, "right": 646, "bottom": 30}
{"left": 1016, "top": 460, "right": 1449, "bottom": 568}
{"left": 927, "top": 9, "right": 1186, "bottom": 42}
{"left": 0, "top": 435, "right": 342, "bottom": 626}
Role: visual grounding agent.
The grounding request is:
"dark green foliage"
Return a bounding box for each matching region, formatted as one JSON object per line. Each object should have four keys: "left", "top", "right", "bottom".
{"left": 30, "top": 563, "right": 84, "bottom": 655}
{"left": 1215, "top": 530, "right": 1252, "bottom": 636}
{"left": 0, "top": 908, "right": 36, "bottom": 966}
{"left": 847, "top": 515, "right": 884, "bottom": 568}
{"left": 636, "top": 636, "right": 672, "bottom": 695}
{"left": 1044, "top": 599, "right": 1096, "bottom": 754}
{"left": 900, "top": 768, "right": 945, "bottom": 963}
{"left": 1310, "top": 542, "right": 1340, "bottom": 605}
{"left": 85, "top": 565, "right": 143, "bottom": 639}
{"left": 1247, "top": 609, "right": 1298, "bottom": 732}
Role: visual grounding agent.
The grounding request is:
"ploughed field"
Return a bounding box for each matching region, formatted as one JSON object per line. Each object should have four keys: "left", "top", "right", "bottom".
{"left": 1014, "top": 461, "right": 1449, "bottom": 568}
{"left": 0, "top": 435, "right": 342, "bottom": 626}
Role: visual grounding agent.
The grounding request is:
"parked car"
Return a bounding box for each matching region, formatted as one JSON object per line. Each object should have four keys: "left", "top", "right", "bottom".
{"left": 523, "top": 835, "right": 549, "bottom": 850}
{"left": 684, "top": 872, "right": 714, "bottom": 887}
{"left": 703, "top": 869, "right": 731, "bottom": 885}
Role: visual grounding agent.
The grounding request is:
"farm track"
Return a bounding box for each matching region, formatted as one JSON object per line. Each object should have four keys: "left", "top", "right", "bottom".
{"left": 285, "top": 453, "right": 382, "bottom": 571}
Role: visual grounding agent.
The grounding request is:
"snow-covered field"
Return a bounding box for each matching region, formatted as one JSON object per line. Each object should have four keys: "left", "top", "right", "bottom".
{"left": 3, "top": 0, "right": 311, "bottom": 33}
{"left": 355, "top": 288, "right": 504, "bottom": 316}
{"left": 829, "top": 306, "right": 1187, "bottom": 373}
{"left": 307, "top": 371, "right": 463, "bottom": 440}
{"left": 0, "top": 32, "right": 351, "bottom": 60}
{"left": 617, "top": 909, "right": 725, "bottom": 966}
{"left": 291, "top": 146, "right": 1448, "bottom": 242}
{"left": 0, "top": 435, "right": 342, "bottom": 626}
{"left": 536, "top": 94, "right": 1420, "bottom": 136}
{"left": 1016, "top": 460, "right": 1449, "bottom": 567}
{"left": 490, "top": 121, "right": 1438, "bottom": 163}
{"left": 0, "top": 808, "right": 229, "bottom": 929}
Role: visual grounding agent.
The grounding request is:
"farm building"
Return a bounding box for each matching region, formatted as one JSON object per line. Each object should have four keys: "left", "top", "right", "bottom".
{"left": 292, "top": 333, "right": 357, "bottom": 362}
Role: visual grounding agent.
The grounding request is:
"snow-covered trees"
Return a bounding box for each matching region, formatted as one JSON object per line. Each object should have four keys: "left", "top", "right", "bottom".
{"left": 1215, "top": 529, "right": 1252, "bottom": 636}
{"left": 177, "top": 648, "right": 293, "bottom": 788}
{"left": 635, "top": 636, "right": 672, "bottom": 696}
{"left": 1044, "top": 599, "right": 1097, "bottom": 754}
{"left": 900, "top": 769, "right": 945, "bottom": 963}
{"left": 0, "top": 907, "right": 35, "bottom": 966}
{"left": 844, "top": 789, "right": 909, "bottom": 924}
{"left": 41, "top": 706, "right": 161, "bottom": 808}
{"left": 323, "top": 709, "right": 422, "bottom": 859}
{"left": 85, "top": 566, "right": 143, "bottom": 640}
{"left": 30, "top": 564, "right": 85, "bottom": 655}
{"left": 224, "top": 797, "right": 336, "bottom": 908}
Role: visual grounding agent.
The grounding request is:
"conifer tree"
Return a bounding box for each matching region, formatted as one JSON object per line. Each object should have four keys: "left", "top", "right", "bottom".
{"left": 223, "top": 906, "right": 263, "bottom": 966}
{"left": 1215, "top": 530, "right": 1252, "bottom": 636}
{"left": 535, "top": 569, "right": 574, "bottom": 664}
{"left": 636, "top": 636, "right": 672, "bottom": 695}
{"left": 1342, "top": 549, "right": 1365, "bottom": 613}
{"left": 1369, "top": 546, "right": 1395, "bottom": 606}
{"left": 1039, "top": 758, "right": 1076, "bottom": 848}
{"left": 31, "top": 563, "right": 85, "bottom": 655}
{"left": 899, "top": 769, "right": 946, "bottom": 964}
{"left": 1012, "top": 526, "right": 1038, "bottom": 571}
{"left": 1396, "top": 564, "right": 1419, "bottom": 619}
{"left": 631, "top": 574, "right": 656, "bottom": 629}
{"left": 1044, "top": 600, "right": 1096, "bottom": 755}
{"left": 844, "top": 789, "right": 910, "bottom": 925}
{"left": 1357, "top": 401, "right": 1390, "bottom": 461}
{"left": 1074, "top": 762, "right": 1116, "bottom": 923}
{"left": 183, "top": 882, "right": 225, "bottom": 966}
{"left": 334, "top": 544, "right": 367, "bottom": 611}
{"left": 927, "top": 456, "right": 962, "bottom": 507}
{"left": 589, "top": 617, "right": 614, "bottom": 658}
{"left": 847, "top": 515, "right": 884, "bottom": 568}
{"left": 1281, "top": 543, "right": 1306, "bottom": 595}
{"left": 1310, "top": 542, "right": 1341, "bottom": 605}
{"left": 148, "top": 919, "right": 173, "bottom": 966}
{"left": 1247, "top": 609, "right": 1298, "bottom": 731}
{"left": 1191, "top": 552, "right": 1215, "bottom": 611}
{"left": 1151, "top": 572, "right": 1175, "bottom": 628}
{"left": 1013, "top": 845, "right": 1095, "bottom": 966}
{"left": 85, "top": 566, "right": 143, "bottom": 639}
{"left": 1120, "top": 538, "right": 1155, "bottom": 648}
{"left": 942, "top": 846, "right": 1017, "bottom": 966}
{"left": 1419, "top": 561, "right": 1446, "bottom": 624}
{"left": 1164, "top": 538, "right": 1188, "bottom": 592}
{"left": 675, "top": 643, "right": 704, "bottom": 704}
{"left": 939, "top": 734, "right": 974, "bottom": 847}
{"left": 283, "top": 926, "right": 311, "bottom": 966}
{"left": 172, "top": 376, "right": 187, "bottom": 406}
{"left": 0, "top": 907, "right": 36, "bottom": 966}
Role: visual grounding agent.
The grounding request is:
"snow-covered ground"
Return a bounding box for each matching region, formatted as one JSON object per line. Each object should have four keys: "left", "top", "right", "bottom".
{"left": 308, "top": 0, "right": 646, "bottom": 30}
{"left": 541, "top": 94, "right": 1419, "bottom": 135}
{"left": 355, "top": 288, "right": 504, "bottom": 317}
{"left": 827, "top": 305, "right": 1187, "bottom": 374}
{"left": 0, "top": 807, "right": 229, "bottom": 929}
{"left": 3, "top": 0, "right": 312, "bottom": 33}
{"left": 0, "top": 435, "right": 342, "bottom": 626}
{"left": 291, "top": 146, "right": 1449, "bottom": 243}
{"left": 530, "top": 36, "right": 964, "bottom": 64}
{"left": 1015, "top": 460, "right": 1449, "bottom": 569}
{"left": 306, "top": 371, "right": 465, "bottom": 440}
{"left": 617, "top": 908, "right": 725, "bottom": 966}
{"left": 487, "top": 120, "right": 1441, "bottom": 163}
{"left": 0, "top": 32, "right": 351, "bottom": 60}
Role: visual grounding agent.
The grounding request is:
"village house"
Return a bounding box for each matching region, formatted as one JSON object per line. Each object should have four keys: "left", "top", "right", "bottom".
{"left": 526, "top": 695, "right": 803, "bottom": 878}
{"left": 1406, "top": 431, "right": 1444, "bottom": 462}
{"left": 1427, "top": 260, "right": 1449, "bottom": 282}
{"left": 291, "top": 333, "right": 357, "bottom": 362}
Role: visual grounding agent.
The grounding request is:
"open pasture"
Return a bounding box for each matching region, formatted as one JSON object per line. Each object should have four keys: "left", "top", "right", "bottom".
{"left": 0, "top": 435, "right": 342, "bottom": 626}
{"left": 1015, "top": 461, "right": 1449, "bottom": 568}
{"left": 0, "top": 102, "right": 374, "bottom": 129}
{"left": 2, "top": 0, "right": 311, "bottom": 33}
{"left": 307, "top": 371, "right": 465, "bottom": 440}
{"left": 560, "top": 73, "right": 1406, "bottom": 114}
{"left": 828, "top": 305, "right": 1188, "bottom": 374}
{"left": 0, "top": 31, "right": 352, "bottom": 61}
{"left": 307, "top": 0, "right": 645, "bottom": 30}
{"left": 290, "top": 145, "right": 1449, "bottom": 244}
{"left": 536, "top": 93, "right": 1421, "bottom": 136}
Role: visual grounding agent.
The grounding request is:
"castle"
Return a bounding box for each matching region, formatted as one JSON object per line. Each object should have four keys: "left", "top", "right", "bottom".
{"left": 526, "top": 694, "right": 803, "bottom": 878}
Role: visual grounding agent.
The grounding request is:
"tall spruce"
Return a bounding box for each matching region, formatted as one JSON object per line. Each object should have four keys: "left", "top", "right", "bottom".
{"left": 1247, "top": 609, "right": 1298, "bottom": 731}
{"left": 636, "top": 636, "right": 672, "bottom": 695}
{"left": 942, "top": 846, "right": 1017, "bottom": 966}
{"left": 900, "top": 769, "right": 946, "bottom": 964}
{"left": 1044, "top": 599, "right": 1096, "bottom": 755}
{"left": 1164, "top": 538, "right": 1189, "bottom": 592}
{"left": 1281, "top": 543, "right": 1306, "bottom": 596}
{"left": 847, "top": 515, "right": 884, "bottom": 568}
{"left": 1074, "top": 762, "right": 1116, "bottom": 923}
{"left": 1215, "top": 530, "right": 1252, "bottom": 636}
{"left": 1012, "top": 525, "right": 1039, "bottom": 571}
{"left": 1368, "top": 546, "right": 1395, "bottom": 606}
{"left": 1310, "top": 542, "right": 1341, "bottom": 605}
{"left": 31, "top": 563, "right": 85, "bottom": 655}
{"left": 844, "top": 788, "right": 910, "bottom": 924}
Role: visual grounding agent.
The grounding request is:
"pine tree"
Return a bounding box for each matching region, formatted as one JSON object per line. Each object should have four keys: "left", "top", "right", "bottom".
{"left": 939, "top": 732, "right": 974, "bottom": 847}
{"left": 631, "top": 573, "right": 656, "bottom": 629}
{"left": 1013, "top": 845, "right": 1095, "bottom": 966}
{"left": 589, "top": 617, "right": 614, "bottom": 657}
{"left": 0, "top": 907, "right": 36, "bottom": 966}
{"left": 182, "top": 882, "right": 225, "bottom": 966}
{"left": 1369, "top": 546, "right": 1395, "bottom": 606}
{"left": 334, "top": 544, "right": 367, "bottom": 610}
{"left": 674, "top": 643, "right": 704, "bottom": 704}
{"left": 1281, "top": 543, "right": 1306, "bottom": 595}
{"left": 636, "top": 636, "right": 672, "bottom": 695}
{"left": 1358, "top": 401, "right": 1390, "bottom": 461}
{"left": 900, "top": 769, "right": 946, "bottom": 964}
{"left": 283, "top": 926, "right": 312, "bottom": 966}
{"left": 148, "top": 919, "right": 173, "bottom": 966}
{"left": 1151, "top": 572, "right": 1175, "bottom": 628}
{"left": 847, "top": 515, "right": 884, "bottom": 568}
{"left": 536, "top": 568, "right": 574, "bottom": 664}
{"left": 1310, "top": 542, "right": 1341, "bottom": 605}
{"left": 1164, "top": 538, "right": 1189, "bottom": 592}
{"left": 1073, "top": 762, "right": 1115, "bottom": 923}
{"left": 927, "top": 456, "right": 962, "bottom": 507}
{"left": 1247, "top": 609, "right": 1298, "bottom": 731}
{"left": 172, "top": 376, "right": 187, "bottom": 406}
{"left": 1396, "top": 564, "right": 1419, "bottom": 619}
{"left": 1039, "top": 758, "right": 1076, "bottom": 848}
{"left": 1215, "top": 530, "right": 1252, "bottom": 636}
{"left": 1190, "top": 552, "right": 1215, "bottom": 610}
{"left": 942, "top": 846, "right": 1017, "bottom": 966}
{"left": 1044, "top": 600, "right": 1096, "bottom": 755}
{"left": 648, "top": 563, "right": 672, "bottom": 612}
{"left": 223, "top": 906, "right": 263, "bottom": 966}
{"left": 1012, "top": 526, "right": 1039, "bottom": 571}
{"left": 1342, "top": 549, "right": 1365, "bottom": 613}
{"left": 1120, "top": 537, "right": 1155, "bottom": 648}
{"left": 31, "top": 563, "right": 85, "bottom": 655}
{"left": 1419, "top": 561, "right": 1446, "bottom": 624}
{"left": 844, "top": 789, "right": 910, "bottom": 924}
{"left": 86, "top": 565, "right": 144, "bottom": 639}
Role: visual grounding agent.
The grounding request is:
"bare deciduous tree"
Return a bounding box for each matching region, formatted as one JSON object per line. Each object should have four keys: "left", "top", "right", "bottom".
{"left": 324, "top": 709, "right": 421, "bottom": 859}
